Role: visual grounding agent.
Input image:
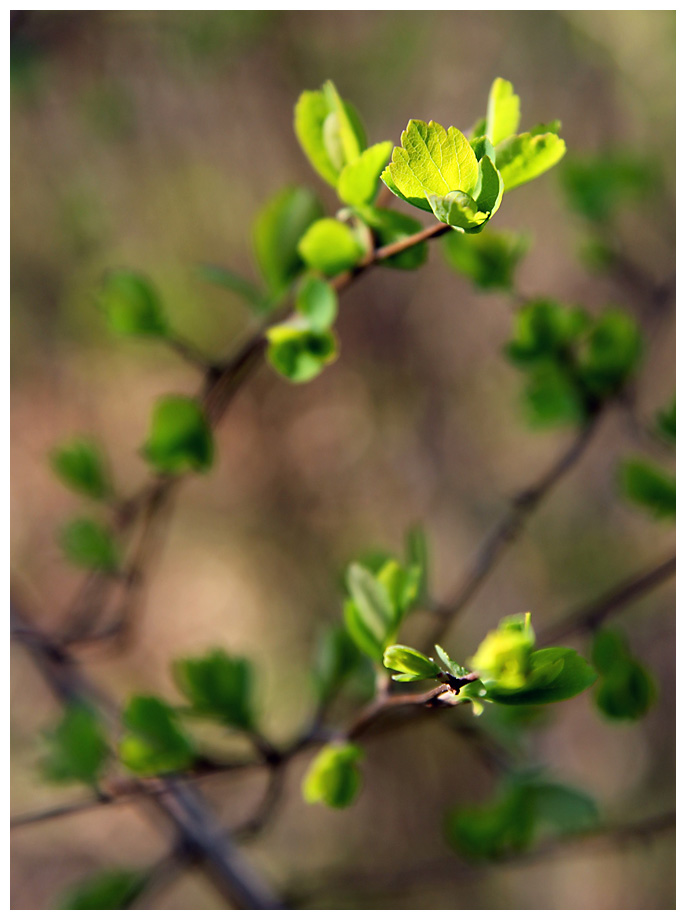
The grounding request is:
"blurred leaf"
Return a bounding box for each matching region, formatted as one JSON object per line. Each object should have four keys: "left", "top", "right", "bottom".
{"left": 297, "top": 218, "right": 365, "bottom": 276}
{"left": 592, "top": 629, "right": 657, "bottom": 721}
{"left": 505, "top": 299, "right": 589, "bottom": 367}
{"left": 383, "top": 644, "right": 441, "bottom": 682}
{"left": 366, "top": 209, "right": 427, "bottom": 270}
{"left": 266, "top": 321, "right": 338, "bottom": 383}
{"left": 561, "top": 153, "right": 656, "bottom": 223}
{"left": 313, "top": 625, "right": 362, "bottom": 704}
{"left": 42, "top": 705, "right": 108, "bottom": 786}
{"left": 174, "top": 649, "right": 255, "bottom": 730}
{"left": 302, "top": 742, "right": 363, "bottom": 809}
{"left": 656, "top": 397, "right": 676, "bottom": 445}
{"left": 496, "top": 132, "right": 566, "bottom": 192}
{"left": 58, "top": 518, "right": 119, "bottom": 572}
{"left": 443, "top": 228, "right": 529, "bottom": 290}
{"left": 337, "top": 141, "right": 392, "bottom": 207}
{"left": 142, "top": 396, "right": 214, "bottom": 475}
{"left": 469, "top": 613, "right": 536, "bottom": 690}
{"left": 486, "top": 78, "right": 521, "bottom": 146}
{"left": 382, "top": 119, "right": 480, "bottom": 213}
{"left": 345, "top": 562, "right": 395, "bottom": 657}
{"left": 295, "top": 276, "right": 338, "bottom": 331}
{"left": 58, "top": 869, "right": 148, "bottom": 909}
{"left": 485, "top": 648, "right": 596, "bottom": 705}
{"left": 522, "top": 361, "right": 586, "bottom": 428}
{"left": 197, "top": 264, "right": 269, "bottom": 314}
{"left": 576, "top": 309, "right": 642, "bottom": 397}
{"left": 294, "top": 81, "right": 366, "bottom": 187}
{"left": 253, "top": 186, "right": 323, "bottom": 296}
{"left": 50, "top": 438, "right": 111, "bottom": 501}
{"left": 99, "top": 270, "right": 168, "bottom": 338}
{"left": 619, "top": 457, "right": 675, "bottom": 520}
{"left": 119, "top": 696, "right": 194, "bottom": 776}
{"left": 405, "top": 525, "right": 430, "bottom": 601}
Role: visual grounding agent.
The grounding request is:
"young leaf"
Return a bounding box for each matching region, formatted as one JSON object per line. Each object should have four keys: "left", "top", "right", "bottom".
{"left": 295, "top": 275, "right": 338, "bottom": 331}
{"left": 50, "top": 438, "right": 111, "bottom": 501}
{"left": 337, "top": 141, "right": 392, "bottom": 207}
{"left": 294, "top": 81, "right": 366, "bottom": 187}
{"left": 312, "top": 625, "right": 362, "bottom": 704}
{"left": 174, "top": 649, "right": 255, "bottom": 730}
{"left": 42, "top": 705, "right": 108, "bottom": 786}
{"left": 469, "top": 613, "right": 536, "bottom": 690}
{"left": 427, "top": 190, "right": 489, "bottom": 231}
{"left": 382, "top": 120, "right": 480, "bottom": 213}
{"left": 119, "top": 696, "right": 195, "bottom": 776}
{"left": 142, "top": 395, "right": 214, "bottom": 475}
{"left": 619, "top": 457, "right": 676, "bottom": 520}
{"left": 443, "top": 228, "right": 529, "bottom": 290}
{"left": 474, "top": 155, "right": 504, "bottom": 216}
{"left": 346, "top": 563, "right": 395, "bottom": 646}
{"left": 297, "top": 218, "right": 365, "bottom": 276}
{"left": 383, "top": 644, "right": 441, "bottom": 682}
{"left": 486, "top": 78, "right": 521, "bottom": 146}
{"left": 253, "top": 185, "right": 323, "bottom": 296}
{"left": 405, "top": 525, "right": 430, "bottom": 601}
{"left": 266, "top": 321, "right": 339, "bottom": 383}
{"left": 485, "top": 648, "right": 597, "bottom": 705}
{"left": 434, "top": 645, "right": 470, "bottom": 679}
{"left": 58, "top": 870, "right": 149, "bottom": 909}
{"left": 58, "top": 518, "right": 119, "bottom": 572}
{"left": 496, "top": 132, "right": 566, "bottom": 191}
{"left": 302, "top": 742, "right": 363, "bottom": 809}
{"left": 99, "top": 270, "right": 168, "bottom": 337}
{"left": 197, "top": 264, "right": 270, "bottom": 314}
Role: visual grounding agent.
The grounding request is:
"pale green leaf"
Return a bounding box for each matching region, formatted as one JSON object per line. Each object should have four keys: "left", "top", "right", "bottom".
{"left": 297, "top": 218, "right": 365, "bottom": 276}
{"left": 496, "top": 132, "right": 566, "bottom": 191}
{"left": 486, "top": 78, "right": 521, "bottom": 146}
{"left": 337, "top": 141, "right": 393, "bottom": 207}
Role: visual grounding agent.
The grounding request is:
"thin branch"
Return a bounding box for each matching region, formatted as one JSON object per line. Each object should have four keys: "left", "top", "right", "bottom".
{"left": 425, "top": 416, "right": 600, "bottom": 648}
{"left": 539, "top": 553, "right": 676, "bottom": 645}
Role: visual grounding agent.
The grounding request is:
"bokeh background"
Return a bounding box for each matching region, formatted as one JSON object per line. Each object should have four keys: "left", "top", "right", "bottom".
{"left": 11, "top": 10, "right": 675, "bottom": 909}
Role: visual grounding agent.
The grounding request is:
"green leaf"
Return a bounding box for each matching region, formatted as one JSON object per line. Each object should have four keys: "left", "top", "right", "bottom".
{"left": 443, "top": 228, "right": 529, "bottom": 290}
{"left": 428, "top": 190, "right": 489, "bottom": 231}
{"left": 337, "top": 141, "right": 392, "bottom": 207}
{"left": 560, "top": 153, "right": 655, "bottom": 223}
{"left": 576, "top": 309, "right": 642, "bottom": 397}
{"left": 522, "top": 362, "right": 586, "bottom": 428}
{"left": 474, "top": 155, "right": 504, "bottom": 216}
{"left": 382, "top": 119, "right": 480, "bottom": 213}
{"left": 496, "top": 132, "right": 566, "bottom": 191}
{"left": 346, "top": 563, "right": 395, "bottom": 650}
{"left": 142, "top": 395, "right": 214, "bottom": 474}
{"left": 312, "top": 625, "right": 362, "bottom": 704}
{"left": 486, "top": 78, "right": 521, "bottom": 146}
{"left": 470, "top": 135, "right": 496, "bottom": 164}
{"left": 42, "top": 705, "right": 108, "bottom": 786}
{"left": 530, "top": 781, "right": 598, "bottom": 833}
{"left": 197, "top": 264, "right": 269, "bottom": 314}
{"left": 485, "top": 647, "right": 596, "bottom": 705}
{"left": 253, "top": 185, "right": 323, "bottom": 296}
{"left": 434, "top": 644, "right": 469, "bottom": 679}
{"left": 383, "top": 644, "right": 441, "bottom": 682}
{"left": 58, "top": 869, "right": 149, "bottom": 909}
{"left": 266, "top": 321, "right": 338, "bottom": 383}
{"left": 365, "top": 208, "right": 427, "bottom": 270}
{"left": 656, "top": 398, "right": 676, "bottom": 446}
{"left": 297, "top": 218, "right": 365, "bottom": 276}
{"left": 405, "top": 525, "right": 430, "bottom": 601}
{"left": 344, "top": 598, "right": 386, "bottom": 661}
{"left": 295, "top": 276, "right": 338, "bottom": 331}
{"left": 592, "top": 629, "right": 656, "bottom": 721}
{"left": 505, "top": 299, "right": 590, "bottom": 366}
{"left": 119, "top": 696, "right": 195, "bottom": 776}
{"left": 99, "top": 270, "right": 168, "bottom": 337}
{"left": 174, "top": 649, "right": 255, "bottom": 731}
{"left": 50, "top": 438, "right": 111, "bottom": 501}
{"left": 58, "top": 517, "right": 119, "bottom": 572}
{"left": 302, "top": 742, "right": 363, "bottom": 809}
{"left": 619, "top": 457, "right": 675, "bottom": 520}
{"left": 469, "top": 613, "right": 536, "bottom": 690}
{"left": 294, "top": 81, "right": 366, "bottom": 187}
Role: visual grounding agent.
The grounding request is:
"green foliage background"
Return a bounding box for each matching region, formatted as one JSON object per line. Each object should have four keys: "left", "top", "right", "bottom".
{"left": 11, "top": 10, "right": 674, "bottom": 909}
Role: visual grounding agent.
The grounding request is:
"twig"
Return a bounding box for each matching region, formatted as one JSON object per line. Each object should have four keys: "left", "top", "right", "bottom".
{"left": 539, "top": 553, "right": 676, "bottom": 645}
{"left": 425, "top": 416, "right": 600, "bottom": 648}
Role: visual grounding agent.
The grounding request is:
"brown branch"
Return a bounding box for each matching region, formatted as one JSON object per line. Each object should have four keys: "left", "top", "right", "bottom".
{"left": 425, "top": 415, "right": 600, "bottom": 648}
{"left": 539, "top": 553, "right": 676, "bottom": 646}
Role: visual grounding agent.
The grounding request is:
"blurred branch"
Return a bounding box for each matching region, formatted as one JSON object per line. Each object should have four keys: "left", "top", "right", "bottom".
{"left": 539, "top": 552, "right": 676, "bottom": 645}
{"left": 425, "top": 414, "right": 601, "bottom": 648}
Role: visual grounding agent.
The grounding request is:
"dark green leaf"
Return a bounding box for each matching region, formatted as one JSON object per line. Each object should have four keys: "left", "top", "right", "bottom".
{"left": 252, "top": 186, "right": 323, "bottom": 296}
{"left": 174, "top": 649, "right": 255, "bottom": 730}
{"left": 366, "top": 208, "right": 427, "bottom": 270}
{"left": 119, "top": 696, "right": 195, "bottom": 776}
{"left": 656, "top": 398, "right": 676, "bottom": 446}
{"left": 58, "top": 518, "right": 119, "bottom": 572}
{"left": 58, "top": 869, "right": 149, "bottom": 909}
{"left": 560, "top": 153, "right": 656, "bottom": 223}
{"left": 142, "top": 395, "right": 214, "bottom": 474}
{"left": 99, "top": 270, "right": 168, "bottom": 337}
{"left": 530, "top": 781, "right": 598, "bottom": 833}
{"left": 576, "top": 309, "right": 642, "bottom": 397}
{"left": 42, "top": 705, "right": 108, "bottom": 786}
{"left": 302, "top": 742, "right": 363, "bottom": 809}
{"left": 619, "top": 457, "right": 675, "bottom": 520}
{"left": 505, "top": 299, "right": 590, "bottom": 366}
{"left": 592, "top": 629, "right": 657, "bottom": 721}
{"left": 522, "top": 362, "right": 586, "bottom": 428}
{"left": 443, "top": 228, "right": 529, "bottom": 290}
{"left": 50, "top": 438, "right": 111, "bottom": 501}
